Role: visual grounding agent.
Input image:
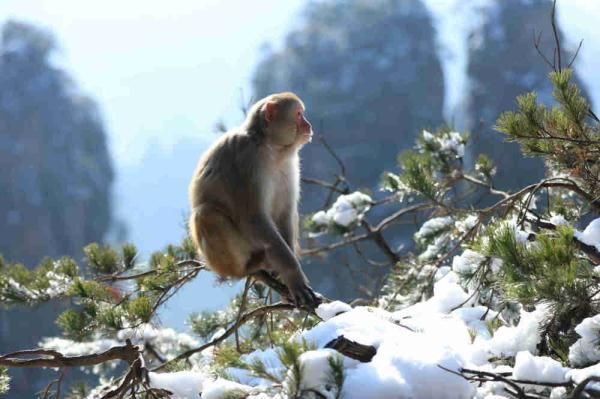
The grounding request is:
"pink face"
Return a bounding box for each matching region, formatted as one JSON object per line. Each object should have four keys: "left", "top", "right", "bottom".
{"left": 294, "top": 105, "right": 313, "bottom": 142}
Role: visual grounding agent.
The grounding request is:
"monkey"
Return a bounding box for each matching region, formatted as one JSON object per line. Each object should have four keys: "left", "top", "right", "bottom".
{"left": 188, "top": 92, "right": 321, "bottom": 308}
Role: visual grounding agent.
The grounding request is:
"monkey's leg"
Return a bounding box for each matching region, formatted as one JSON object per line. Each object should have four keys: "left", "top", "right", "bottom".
{"left": 191, "top": 204, "right": 252, "bottom": 278}
{"left": 250, "top": 270, "right": 291, "bottom": 300}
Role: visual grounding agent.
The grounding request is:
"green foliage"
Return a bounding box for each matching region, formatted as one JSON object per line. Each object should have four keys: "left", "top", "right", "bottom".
{"left": 475, "top": 154, "right": 496, "bottom": 180}
{"left": 65, "top": 382, "right": 90, "bottom": 399}
{"left": 189, "top": 310, "right": 228, "bottom": 341}
{"left": 180, "top": 237, "right": 198, "bottom": 259}
{"left": 127, "top": 295, "right": 154, "bottom": 323}
{"left": 84, "top": 243, "right": 120, "bottom": 274}
{"left": 121, "top": 243, "right": 138, "bottom": 270}
{"left": 57, "top": 309, "right": 94, "bottom": 341}
{"left": 0, "top": 256, "right": 78, "bottom": 303}
{"left": 496, "top": 69, "right": 600, "bottom": 198}
{"left": 328, "top": 355, "right": 345, "bottom": 398}
{"left": 212, "top": 344, "right": 246, "bottom": 374}
{"left": 484, "top": 223, "right": 592, "bottom": 305}
{"left": 398, "top": 151, "right": 437, "bottom": 200}
{"left": 279, "top": 340, "right": 314, "bottom": 397}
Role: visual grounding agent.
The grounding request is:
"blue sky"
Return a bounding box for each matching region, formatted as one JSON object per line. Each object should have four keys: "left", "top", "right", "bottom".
{"left": 0, "top": 0, "right": 306, "bottom": 165}
{"left": 1, "top": 0, "right": 599, "bottom": 165}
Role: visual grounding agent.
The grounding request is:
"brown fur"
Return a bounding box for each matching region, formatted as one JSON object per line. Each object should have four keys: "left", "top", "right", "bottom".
{"left": 188, "top": 92, "right": 318, "bottom": 306}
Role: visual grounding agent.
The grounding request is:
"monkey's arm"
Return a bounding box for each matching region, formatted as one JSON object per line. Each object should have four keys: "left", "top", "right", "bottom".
{"left": 277, "top": 208, "right": 300, "bottom": 256}
{"left": 246, "top": 213, "right": 318, "bottom": 307}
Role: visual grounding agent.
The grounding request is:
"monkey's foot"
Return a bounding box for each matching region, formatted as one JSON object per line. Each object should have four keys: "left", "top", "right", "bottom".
{"left": 251, "top": 270, "right": 324, "bottom": 310}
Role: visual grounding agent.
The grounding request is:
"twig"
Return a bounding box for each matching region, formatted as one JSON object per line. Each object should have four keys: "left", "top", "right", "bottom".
{"left": 98, "top": 260, "right": 206, "bottom": 282}
{"left": 302, "top": 203, "right": 432, "bottom": 256}
{"left": 235, "top": 278, "right": 253, "bottom": 352}
{"left": 551, "top": 0, "right": 561, "bottom": 71}
{"left": 570, "top": 376, "right": 600, "bottom": 399}
{"left": 153, "top": 303, "right": 295, "bottom": 371}
{"left": 301, "top": 177, "right": 348, "bottom": 194}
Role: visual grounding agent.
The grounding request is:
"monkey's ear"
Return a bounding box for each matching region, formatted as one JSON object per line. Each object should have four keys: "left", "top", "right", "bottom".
{"left": 265, "top": 101, "right": 277, "bottom": 123}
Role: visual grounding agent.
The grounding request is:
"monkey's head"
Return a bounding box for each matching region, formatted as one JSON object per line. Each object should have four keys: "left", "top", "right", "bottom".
{"left": 247, "top": 92, "right": 313, "bottom": 148}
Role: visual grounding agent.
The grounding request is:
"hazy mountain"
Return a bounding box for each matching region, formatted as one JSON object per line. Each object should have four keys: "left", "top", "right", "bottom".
{"left": 0, "top": 20, "right": 113, "bottom": 398}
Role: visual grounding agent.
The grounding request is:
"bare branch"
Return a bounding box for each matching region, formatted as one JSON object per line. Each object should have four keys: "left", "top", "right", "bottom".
{"left": 551, "top": 0, "right": 561, "bottom": 71}
{"left": 301, "top": 177, "right": 348, "bottom": 194}
{"left": 0, "top": 340, "right": 138, "bottom": 369}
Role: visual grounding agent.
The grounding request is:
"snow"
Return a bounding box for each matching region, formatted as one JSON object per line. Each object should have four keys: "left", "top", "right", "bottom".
{"left": 294, "top": 349, "right": 343, "bottom": 398}
{"left": 455, "top": 214, "right": 479, "bottom": 233}
{"left": 452, "top": 249, "right": 486, "bottom": 275}
{"left": 201, "top": 378, "right": 253, "bottom": 399}
{"left": 414, "top": 216, "right": 454, "bottom": 242}
{"left": 575, "top": 218, "right": 600, "bottom": 252}
{"left": 485, "top": 304, "right": 549, "bottom": 358}
{"left": 311, "top": 210, "right": 329, "bottom": 226}
{"left": 512, "top": 351, "right": 568, "bottom": 383}
{"left": 421, "top": 130, "right": 465, "bottom": 158}
{"left": 550, "top": 387, "right": 567, "bottom": 399}
{"left": 567, "top": 363, "right": 600, "bottom": 393}
{"left": 311, "top": 191, "right": 372, "bottom": 228}
{"left": 569, "top": 314, "right": 600, "bottom": 366}
{"left": 316, "top": 301, "right": 352, "bottom": 320}
{"left": 148, "top": 371, "right": 206, "bottom": 398}
{"left": 440, "top": 131, "right": 466, "bottom": 158}
{"left": 550, "top": 214, "right": 568, "bottom": 226}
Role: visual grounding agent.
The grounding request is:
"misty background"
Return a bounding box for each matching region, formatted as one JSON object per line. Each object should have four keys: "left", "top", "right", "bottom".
{"left": 1, "top": 0, "right": 600, "bottom": 396}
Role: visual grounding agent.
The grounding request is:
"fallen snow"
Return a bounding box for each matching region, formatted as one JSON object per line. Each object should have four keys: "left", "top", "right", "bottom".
{"left": 295, "top": 349, "right": 344, "bottom": 398}
{"left": 569, "top": 314, "right": 600, "bottom": 366}
{"left": 414, "top": 216, "right": 454, "bottom": 242}
{"left": 485, "top": 304, "right": 549, "bottom": 358}
{"left": 421, "top": 130, "right": 466, "bottom": 158}
{"left": 316, "top": 301, "right": 352, "bottom": 320}
{"left": 512, "top": 351, "right": 568, "bottom": 383}
{"left": 550, "top": 214, "right": 568, "bottom": 226}
{"left": 148, "top": 371, "right": 206, "bottom": 398}
{"left": 575, "top": 218, "right": 600, "bottom": 252}
{"left": 452, "top": 249, "right": 486, "bottom": 275}
{"left": 202, "top": 378, "right": 253, "bottom": 399}
{"left": 311, "top": 192, "right": 372, "bottom": 228}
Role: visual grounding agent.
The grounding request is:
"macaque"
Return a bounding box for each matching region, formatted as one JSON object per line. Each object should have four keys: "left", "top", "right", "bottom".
{"left": 188, "top": 92, "right": 320, "bottom": 308}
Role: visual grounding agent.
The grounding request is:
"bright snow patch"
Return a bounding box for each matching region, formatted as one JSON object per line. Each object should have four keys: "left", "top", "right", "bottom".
{"left": 575, "top": 218, "right": 600, "bottom": 252}
{"left": 148, "top": 371, "right": 206, "bottom": 398}
{"left": 202, "top": 378, "right": 253, "bottom": 399}
{"left": 512, "top": 351, "right": 568, "bottom": 383}
{"left": 294, "top": 349, "right": 344, "bottom": 398}
{"left": 414, "top": 216, "right": 454, "bottom": 242}
{"left": 452, "top": 249, "right": 486, "bottom": 275}
{"left": 550, "top": 214, "right": 568, "bottom": 226}
{"left": 311, "top": 192, "right": 372, "bottom": 228}
{"left": 569, "top": 314, "right": 600, "bottom": 366}
{"left": 485, "top": 305, "right": 549, "bottom": 358}
{"left": 316, "top": 301, "right": 352, "bottom": 320}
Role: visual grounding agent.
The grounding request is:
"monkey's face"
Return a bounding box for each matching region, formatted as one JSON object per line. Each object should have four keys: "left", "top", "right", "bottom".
{"left": 293, "top": 104, "right": 313, "bottom": 146}
{"left": 268, "top": 102, "right": 313, "bottom": 147}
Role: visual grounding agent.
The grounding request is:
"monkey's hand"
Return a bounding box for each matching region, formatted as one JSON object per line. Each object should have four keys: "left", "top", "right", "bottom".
{"left": 281, "top": 269, "right": 322, "bottom": 309}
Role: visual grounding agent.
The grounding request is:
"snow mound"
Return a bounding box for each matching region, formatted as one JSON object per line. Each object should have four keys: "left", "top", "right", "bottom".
{"left": 148, "top": 371, "right": 206, "bottom": 398}
{"left": 316, "top": 300, "right": 352, "bottom": 320}
{"left": 575, "top": 218, "right": 600, "bottom": 251}
{"left": 512, "top": 351, "right": 568, "bottom": 383}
